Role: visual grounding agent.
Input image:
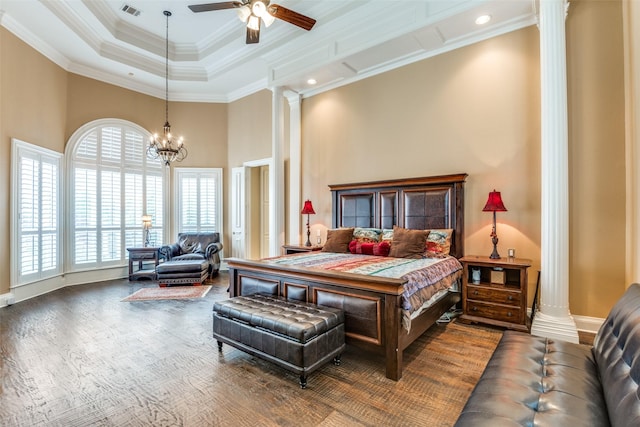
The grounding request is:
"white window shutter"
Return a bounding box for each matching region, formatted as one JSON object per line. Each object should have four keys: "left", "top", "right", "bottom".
{"left": 13, "top": 139, "right": 62, "bottom": 284}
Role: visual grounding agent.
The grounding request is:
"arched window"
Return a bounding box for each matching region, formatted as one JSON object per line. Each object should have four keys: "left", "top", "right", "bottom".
{"left": 66, "top": 119, "right": 167, "bottom": 270}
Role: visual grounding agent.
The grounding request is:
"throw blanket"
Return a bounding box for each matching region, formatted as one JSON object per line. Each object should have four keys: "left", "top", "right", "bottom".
{"left": 265, "top": 252, "right": 463, "bottom": 332}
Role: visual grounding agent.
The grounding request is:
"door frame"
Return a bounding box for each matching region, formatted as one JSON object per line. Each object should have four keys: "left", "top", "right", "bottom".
{"left": 239, "top": 157, "right": 274, "bottom": 259}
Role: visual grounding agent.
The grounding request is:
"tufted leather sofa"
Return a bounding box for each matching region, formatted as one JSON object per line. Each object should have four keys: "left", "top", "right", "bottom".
{"left": 159, "top": 232, "right": 223, "bottom": 277}
{"left": 455, "top": 283, "right": 640, "bottom": 427}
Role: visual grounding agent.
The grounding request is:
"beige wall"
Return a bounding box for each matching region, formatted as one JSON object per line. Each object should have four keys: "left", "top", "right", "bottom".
{"left": 1, "top": 29, "right": 68, "bottom": 296}
{"left": 300, "top": 0, "right": 625, "bottom": 319}
{"left": 302, "top": 26, "right": 543, "bottom": 303}
{"left": 567, "top": 0, "right": 626, "bottom": 317}
{"left": 227, "top": 89, "right": 273, "bottom": 167}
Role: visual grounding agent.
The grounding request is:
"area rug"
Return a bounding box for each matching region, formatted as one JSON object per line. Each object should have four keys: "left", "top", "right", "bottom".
{"left": 122, "top": 286, "right": 212, "bottom": 302}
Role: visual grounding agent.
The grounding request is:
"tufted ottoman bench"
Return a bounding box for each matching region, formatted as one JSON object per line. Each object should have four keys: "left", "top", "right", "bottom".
{"left": 156, "top": 259, "right": 209, "bottom": 287}
{"left": 213, "top": 294, "right": 346, "bottom": 388}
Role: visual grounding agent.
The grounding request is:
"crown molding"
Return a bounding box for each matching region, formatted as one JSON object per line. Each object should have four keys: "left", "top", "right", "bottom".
{"left": 0, "top": 11, "right": 71, "bottom": 70}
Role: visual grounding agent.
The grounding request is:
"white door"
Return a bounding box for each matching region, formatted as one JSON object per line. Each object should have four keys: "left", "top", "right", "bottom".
{"left": 231, "top": 167, "right": 245, "bottom": 259}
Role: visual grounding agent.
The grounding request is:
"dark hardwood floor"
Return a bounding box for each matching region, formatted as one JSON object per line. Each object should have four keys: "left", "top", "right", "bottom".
{"left": 0, "top": 274, "right": 506, "bottom": 426}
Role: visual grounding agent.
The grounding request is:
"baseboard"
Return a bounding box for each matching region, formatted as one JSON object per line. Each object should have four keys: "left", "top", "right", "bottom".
{"left": 573, "top": 314, "right": 605, "bottom": 335}
{"left": 3, "top": 266, "right": 128, "bottom": 307}
{"left": 527, "top": 309, "right": 604, "bottom": 335}
{"left": 0, "top": 292, "right": 15, "bottom": 308}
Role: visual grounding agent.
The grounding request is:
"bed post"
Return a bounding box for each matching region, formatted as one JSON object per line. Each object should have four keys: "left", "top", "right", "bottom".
{"left": 228, "top": 266, "right": 238, "bottom": 297}
{"left": 384, "top": 294, "right": 402, "bottom": 381}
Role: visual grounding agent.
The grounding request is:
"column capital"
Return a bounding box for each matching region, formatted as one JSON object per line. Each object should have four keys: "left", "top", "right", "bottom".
{"left": 283, "top": 90, "right": 301, "bottom": 105}
{"left": 536, "top": 0, "right": 571, "bottom": 28}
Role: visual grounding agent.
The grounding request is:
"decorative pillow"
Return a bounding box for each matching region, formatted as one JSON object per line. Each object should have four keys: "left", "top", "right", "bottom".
{"left": 381, "top": 229, "right": 394, "bottom": 242}
{"left": 388, "top": 226, "right": 429, "bottom": 259}
{"left": 321, "top": 228, "right": 355, "bottom": 253}
{"left": 353, "top": 227, "right": 383, "bottom": 243}
{"left": 179, "top": 236, "right": 202, "bottom": 254}
{"left": 349, "top": 240, "right": 391, "bottom": 257}
{"left": 425, "top": 229, "right": 453, "bottom": 257}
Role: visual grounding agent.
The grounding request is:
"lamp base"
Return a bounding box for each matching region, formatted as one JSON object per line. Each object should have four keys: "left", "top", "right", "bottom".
{"left": 489, "top": 235, "right": 500, "bottom": 259}
{"left": 305, "top": 215, "right": 312, "bottom": 246}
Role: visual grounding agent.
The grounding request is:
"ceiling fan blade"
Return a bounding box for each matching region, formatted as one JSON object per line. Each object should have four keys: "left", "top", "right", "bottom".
{"left": 246, "top": 25, "right": 260, "bottom": 44}
{"left": 268, "top": 4, "right": 316, "bottom": 31}
{"left": 188, "top": 2, "right": 242, "bottom": 13}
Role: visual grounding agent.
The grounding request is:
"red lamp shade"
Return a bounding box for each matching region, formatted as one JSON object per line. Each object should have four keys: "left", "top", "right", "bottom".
{"left": 301, "top": 200, "right": 316, "bottom": 215}
{"left": 482, "top": 190, "right": 507, "bottom": 212}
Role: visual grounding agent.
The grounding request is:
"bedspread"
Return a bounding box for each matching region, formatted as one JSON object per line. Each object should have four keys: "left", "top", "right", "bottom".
{"left": 265, "top": 252, "right": 463, "bottom": 332}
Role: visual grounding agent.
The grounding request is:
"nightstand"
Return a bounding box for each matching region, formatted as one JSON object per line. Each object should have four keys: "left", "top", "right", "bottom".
{"left": 127, "top": 247, "right": 161, "bottom": 281}
{"left": 459, "top": 255, "right": 531, "bottom": 332}
{"left": 282, "top": 244, "right": 323, "bottom": 255}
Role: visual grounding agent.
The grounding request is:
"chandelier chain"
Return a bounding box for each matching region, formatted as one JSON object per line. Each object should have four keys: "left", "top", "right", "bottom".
{"left": 147, "top": 10, "right": 187, "bottom": 167}
{"left": 164, "top": 10, "right": 170, "bottom": 125}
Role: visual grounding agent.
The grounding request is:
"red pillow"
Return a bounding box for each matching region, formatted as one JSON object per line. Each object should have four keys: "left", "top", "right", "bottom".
{"left": 348, "top": 240, "right": 391, "bottom": 257}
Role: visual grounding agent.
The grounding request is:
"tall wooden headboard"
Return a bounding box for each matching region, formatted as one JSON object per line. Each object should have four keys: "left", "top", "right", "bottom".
{"left": 329, "top": 173, "right": 468, "bottom": 259}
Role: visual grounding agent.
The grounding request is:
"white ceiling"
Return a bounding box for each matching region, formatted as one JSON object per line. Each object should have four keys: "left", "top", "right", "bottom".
{"left": 0, "top": 0, "right": 537, "bottom": 103}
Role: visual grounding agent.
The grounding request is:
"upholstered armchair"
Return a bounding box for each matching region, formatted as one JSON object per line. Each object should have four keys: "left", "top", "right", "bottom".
{"left": 159, "top": 232, "right": 223, "bottom": 277}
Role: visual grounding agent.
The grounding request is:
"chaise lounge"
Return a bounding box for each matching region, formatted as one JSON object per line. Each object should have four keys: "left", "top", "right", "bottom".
{"left": 157, "top": 232, "right": 223, "bottom": 286}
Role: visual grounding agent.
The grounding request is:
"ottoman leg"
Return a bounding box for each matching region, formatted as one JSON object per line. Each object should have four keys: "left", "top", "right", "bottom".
{"left": 334, "top": 355, "right": 342, "bottom": 366}
{"left": 299, "top": 375, "right": 307, "bottom": 389}
{"left": 217, "top": 341, "right": 223, "bottom": 352}
{"left": 159, "top": 283, "right": 169, "bottom": 287}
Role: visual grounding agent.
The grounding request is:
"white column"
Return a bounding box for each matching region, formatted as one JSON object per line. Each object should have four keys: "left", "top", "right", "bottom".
{"left": 270, "top": 87, "right": 285, "bottom": 256}
{"left": 531, "top": 0, "right": 579, "bottom": 343}
{"left": 284, "top": 90, "right": 302, "bottom": 245}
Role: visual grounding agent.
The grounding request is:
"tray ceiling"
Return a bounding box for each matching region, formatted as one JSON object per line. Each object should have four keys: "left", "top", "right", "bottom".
{"left": 0, "top": 0, "right": 537, "bottom": 102}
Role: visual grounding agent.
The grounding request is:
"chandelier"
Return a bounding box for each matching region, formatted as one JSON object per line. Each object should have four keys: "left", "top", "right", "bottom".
{"left": 148, "top": 10, "right": 187, "bottom": 167}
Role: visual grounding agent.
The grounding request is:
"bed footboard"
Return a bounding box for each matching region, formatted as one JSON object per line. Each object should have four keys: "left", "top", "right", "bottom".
{"left": 227, "top": 258, "right": 458, "bottom": 380}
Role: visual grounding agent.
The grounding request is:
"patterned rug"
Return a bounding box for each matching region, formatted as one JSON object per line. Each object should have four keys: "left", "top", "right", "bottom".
{"left": 122, "top": 286, "right": 212, "bottom": 302}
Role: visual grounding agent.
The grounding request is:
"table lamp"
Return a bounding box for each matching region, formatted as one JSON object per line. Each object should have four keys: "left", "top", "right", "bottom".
{"left": 301, "top": 200, "right": 316, "bottom": 247}
{"left": 482, "top": 190, "right": 507, "bottom": 259}
{"left": 142, "top": 215, "right": 152, "bottom": 247}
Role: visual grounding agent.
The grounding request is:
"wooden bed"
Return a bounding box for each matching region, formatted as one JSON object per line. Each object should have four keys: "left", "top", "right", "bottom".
{"left": 227, "top": 173, "right": 467, "bottom": 380}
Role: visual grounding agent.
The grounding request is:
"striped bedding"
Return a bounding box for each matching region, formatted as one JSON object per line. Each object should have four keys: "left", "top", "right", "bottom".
{"left": 264, "top": 252, "right": 463, "bottom": 332}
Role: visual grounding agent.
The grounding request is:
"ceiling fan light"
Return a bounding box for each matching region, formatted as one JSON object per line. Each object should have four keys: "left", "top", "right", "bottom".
{"left": 236, "top": 5, "right": 251, "bottom": 23}
{"left": 247, "top": 15, "right": 260, "bottom": 31}
{"left": 252, "top": 1, "right": 266, "bottom": 18}
{"left": 262, "top": 12, "right": 275, "bottom": 27}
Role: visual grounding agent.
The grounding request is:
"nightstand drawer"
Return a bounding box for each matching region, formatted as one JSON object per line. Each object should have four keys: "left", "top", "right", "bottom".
{"left": 466, "top": 285, "right": 521, "bottom": 307}
{"left": 467, "top": 300, "right": 521, "bottom": 324}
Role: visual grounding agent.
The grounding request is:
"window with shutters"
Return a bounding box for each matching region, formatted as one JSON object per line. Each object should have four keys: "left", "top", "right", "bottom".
{"left": 174, "top": 168, "right": 222, "bottom": 234}
{"left": 68, "top": 119, "right": 166, "bottom": 270}
{"left": 11, "top": 139, "right": 63, "bottom": 285}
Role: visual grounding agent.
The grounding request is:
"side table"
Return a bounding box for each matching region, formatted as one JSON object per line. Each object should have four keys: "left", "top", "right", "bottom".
{"left": 282, "top": 244, "right": 323, "bottom": 255}
{"left": 127, "top": 247, "right": 161, "bottom": 281}
{"left": 459, "top": 255, "right": 532, "bottom": 332}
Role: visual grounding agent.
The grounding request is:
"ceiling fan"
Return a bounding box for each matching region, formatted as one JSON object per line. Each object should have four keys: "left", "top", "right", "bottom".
{"left": 188, "top": 1, "right": 316, "bottom": 44}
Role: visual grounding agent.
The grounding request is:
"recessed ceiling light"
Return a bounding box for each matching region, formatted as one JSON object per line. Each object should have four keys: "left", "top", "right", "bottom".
{"left": 307, "top": 78, "right": 317, "bottom": 85}
{"left": 475, "top": 15, "right": 491, "bottom": 25}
